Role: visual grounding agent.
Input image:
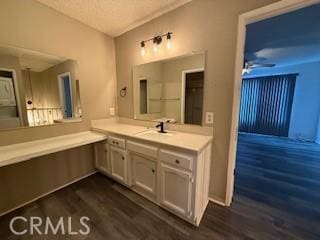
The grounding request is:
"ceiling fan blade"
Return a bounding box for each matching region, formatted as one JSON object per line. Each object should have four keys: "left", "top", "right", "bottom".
{"left": 249, "top": 63, "right": 276, "bottom": 68}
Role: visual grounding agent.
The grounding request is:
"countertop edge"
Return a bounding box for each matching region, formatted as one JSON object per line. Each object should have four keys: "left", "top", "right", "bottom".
{"left": 91, "top": 126, "right": 212, "bottom": 153}
{"left": 0, "top": 131, "right": 107, "bottom": 168}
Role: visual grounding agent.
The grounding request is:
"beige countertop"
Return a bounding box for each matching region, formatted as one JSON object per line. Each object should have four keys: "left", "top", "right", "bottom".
{"left": 0, "top": 131, "right": 107, "bottom": 168}
{"left": 91, "top": 122, "right": 212, "bottom": 152}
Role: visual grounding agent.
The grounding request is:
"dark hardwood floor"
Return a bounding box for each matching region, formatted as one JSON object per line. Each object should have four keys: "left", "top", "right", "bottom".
{"left": 235, "top": 133, "right": 320, "bottom": 239}
{"left": 1, "top": 134, "right": 320, "bottom": 239}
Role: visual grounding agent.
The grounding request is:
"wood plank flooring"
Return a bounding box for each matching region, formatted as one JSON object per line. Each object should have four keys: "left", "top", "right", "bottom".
{"left": 235, "top": 133, "right": 320, "bottom": 239}
{"left": 0, "top": 133, "right": 319, "bottom": 239}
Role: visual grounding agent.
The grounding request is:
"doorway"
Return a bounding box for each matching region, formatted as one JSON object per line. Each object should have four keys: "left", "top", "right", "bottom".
{"left": 227, "top": 1, "right": 320, "bottom": 236}
{"left": 182, "top": 69, "right": 204, "bottom": 125}
{"left": 227, "top": 0, "right": 320, "bottom": 206}
{"left": 57, "top": 72, "right": 73, "bottom": 118}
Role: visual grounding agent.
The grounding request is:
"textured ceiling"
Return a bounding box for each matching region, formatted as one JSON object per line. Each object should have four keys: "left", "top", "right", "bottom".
{"left": 245, "top": 3, "right": 320, "bottom": 68}
{"left": 36, "top": 0, "right": 191, "bottom": 37}
{"left": 0, "top": 45, "right": 65, "bottom": 72}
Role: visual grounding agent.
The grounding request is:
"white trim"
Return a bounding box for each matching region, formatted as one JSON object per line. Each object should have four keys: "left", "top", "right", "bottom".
{"left": 0, "top": 68, "right": 24, "bottom": 126}
{"left": 57, "top": 72, "right": 73, "bottom": 118}
{"left": 0, "top": 171, "right": 97, "bottom": 217}
{"left": 209, "top": 197, "right": 226, "bottom": 207}
{"left": 181, "top": 68, "right": 205, "bottom": 124}
{"left": 226, "top": 0, "right": 320, "bottom": 207}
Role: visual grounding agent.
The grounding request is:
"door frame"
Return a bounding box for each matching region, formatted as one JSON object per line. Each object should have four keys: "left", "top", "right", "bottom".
{"left": 57, "top": 72, "right": 73, "bottom": 118}
{"left": 226, "top": 0, "right": 320, "bottom": 206}
{"left": 181, "top": 68, "right": 204, "bottom": 124}
{"left": 0, "top": 68, "right": 24, "bottom": 126}
{"left": 139, "top": 78, "right": 149, "bottom": 114}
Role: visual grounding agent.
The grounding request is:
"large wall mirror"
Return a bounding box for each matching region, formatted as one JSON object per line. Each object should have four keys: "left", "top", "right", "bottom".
{"left": 0, "top": 44, "right": 82, "bottom": 130}
{"left": 133, "top": 52, "right": 205, "bottom": 125}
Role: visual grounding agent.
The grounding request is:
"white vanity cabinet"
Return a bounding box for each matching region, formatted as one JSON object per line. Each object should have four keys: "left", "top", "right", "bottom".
{"left": 93, "top": 133, "right": 212, "bottom": 226}
{"left": 94, "top": 141, "right": 109, "bottom": 174}
{"left": 160, "top": 163, "right": 193, "bottom": 219}
{"left": 127, "top": 141, "right": 158, "bottom": 200}
{"left": 109, "top": 146, "right": 127, "bottom": 184}
{"left": 98, "top": 136, "right": 128, "bottom": 185}
{"left": 158, "top": 149, "right": 196, "bottom": 219}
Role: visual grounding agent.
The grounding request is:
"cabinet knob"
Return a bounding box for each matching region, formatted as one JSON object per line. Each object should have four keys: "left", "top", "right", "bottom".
{"left": 152, "top": 169, "right": 155, "bottom": 173}
{"left": 122, "top": 156, "right": 125, "bottom": 160}
{"left": 175, "top": 160, "right": 180, "bottom": 164}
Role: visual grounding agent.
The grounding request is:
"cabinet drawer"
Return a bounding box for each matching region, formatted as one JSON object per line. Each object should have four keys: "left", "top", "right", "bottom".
{"left": 127, "top": 141, "right": 158, "bottom": 159}
{"left": 108, "top": 136, "right": 125, "bottom": 149}
{"left": 159, "top": 149, "right": 193, "bottom": 171}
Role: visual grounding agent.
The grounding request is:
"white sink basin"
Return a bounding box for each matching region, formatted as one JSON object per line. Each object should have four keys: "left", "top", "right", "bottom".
{"left": 135, "top": 130, "right": 173, "bottom": 140}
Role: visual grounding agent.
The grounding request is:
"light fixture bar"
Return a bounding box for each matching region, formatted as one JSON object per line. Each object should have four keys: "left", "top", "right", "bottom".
{"left": 140, "top": 32, "right": 173, "bottom": 56}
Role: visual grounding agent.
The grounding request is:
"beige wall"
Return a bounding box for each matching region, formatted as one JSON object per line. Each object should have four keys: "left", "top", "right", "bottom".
{"left": 22, "top": 70, "right": 60, "bottom": 108}
{"left": 0, "top": 0, "right": 116, "bottom": 146}
{"left": 0, "top": 0, "right": 116, "bottom": 214}
{"left": 115, "top": 0, "right": 278, "bottom": 202}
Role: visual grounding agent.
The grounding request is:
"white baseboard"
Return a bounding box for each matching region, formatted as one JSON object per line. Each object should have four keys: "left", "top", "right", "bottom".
{"left": 0, "top": 171, "right": 97, "bottom": 217}
{"left": 209, "top": 197, "right": 227, "bottom": 207}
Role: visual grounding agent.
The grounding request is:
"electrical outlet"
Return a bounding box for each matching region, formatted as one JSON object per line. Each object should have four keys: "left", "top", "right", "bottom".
{"left": 206, "top": 112, "right": 214, "bottom": 124}
{"left": 109, "top": 107, "right": 115, "bottom": 116}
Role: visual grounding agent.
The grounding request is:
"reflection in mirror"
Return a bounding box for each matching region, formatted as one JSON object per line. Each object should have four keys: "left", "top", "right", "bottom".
{"left": 133, "top": 52, "right": 205, "bottom": 125}
{"left": 139, "top": 79, "right": 148, "bottom": 114}
{"left": 0, "top": 45, "right": 82, "bottom": 130}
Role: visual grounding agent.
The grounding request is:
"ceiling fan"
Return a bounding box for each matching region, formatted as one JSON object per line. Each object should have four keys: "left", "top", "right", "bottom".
{"left": 242, "top": 59, "right": 276, "bottom": 75}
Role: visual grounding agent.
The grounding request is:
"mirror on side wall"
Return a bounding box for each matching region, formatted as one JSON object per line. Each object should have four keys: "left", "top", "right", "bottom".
{"left": 0, "top": 44, "right": 82, "bottom": 130}
{"left": 133, "top": 52, "right": 205, "bottom": 125}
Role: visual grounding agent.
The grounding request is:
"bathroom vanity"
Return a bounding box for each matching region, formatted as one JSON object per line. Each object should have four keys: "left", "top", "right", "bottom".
{"left": 92, "top": 119, "right": 212, "bottom": 226}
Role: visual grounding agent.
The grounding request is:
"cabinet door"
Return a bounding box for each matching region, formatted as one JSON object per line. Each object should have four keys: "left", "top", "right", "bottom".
{"left": 131, "top": 153, "right": 157, "bottom": 197}
{"left": 160, "top": 163, "right": 193, "bottom": 218}
{"left": 110, "top": 146, "right": 127, "bottom": 184}
{"left": 94, "top": 141, "right": 109, "bottom": 173}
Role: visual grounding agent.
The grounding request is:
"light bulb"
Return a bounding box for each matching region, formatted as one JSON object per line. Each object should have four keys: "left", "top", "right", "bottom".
{"left": 140, "top": 41, "right": 146, "bottom": 56}
{"left": 141, "top": 46, "right": 146, "bottom": 56}
{"left": 167, "top": 39, "right": 172, "bottom": 49}
{"left": 153, "top": 43, "right": 158, "bottom": 53}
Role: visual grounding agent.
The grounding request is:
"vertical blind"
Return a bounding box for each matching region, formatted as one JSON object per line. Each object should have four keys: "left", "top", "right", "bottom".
{"left": 239, "top": 74, "right": 297, "bottom": 137}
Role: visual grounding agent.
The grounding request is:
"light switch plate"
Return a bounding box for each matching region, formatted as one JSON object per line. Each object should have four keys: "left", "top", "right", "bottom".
{"left": 109, "top": 107, "right": 115, "bottom": 116}
{"left": 206, "top": 112, "right": 214, "bottom": 124}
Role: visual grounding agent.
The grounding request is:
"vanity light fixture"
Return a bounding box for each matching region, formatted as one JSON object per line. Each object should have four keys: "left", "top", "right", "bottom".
{"left": 140, "top": 32, "right": 173, "bottom": 56}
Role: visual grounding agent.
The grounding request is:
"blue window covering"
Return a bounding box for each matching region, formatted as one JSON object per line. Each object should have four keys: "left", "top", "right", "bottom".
{"left": 239, "top": 74, "right": 297, "bottom": 137}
